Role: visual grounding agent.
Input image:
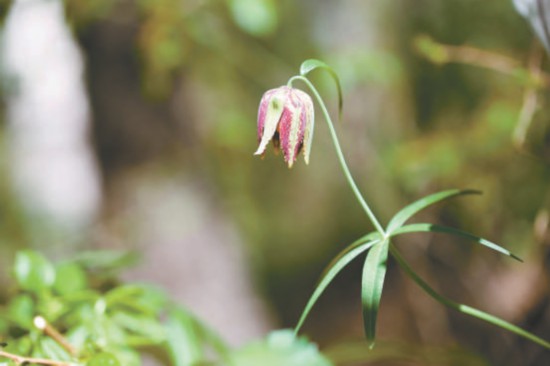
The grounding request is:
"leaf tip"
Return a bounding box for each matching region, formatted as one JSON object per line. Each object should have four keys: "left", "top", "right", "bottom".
{"left": 511, "top": 253, "right": 524, "bottom": 263}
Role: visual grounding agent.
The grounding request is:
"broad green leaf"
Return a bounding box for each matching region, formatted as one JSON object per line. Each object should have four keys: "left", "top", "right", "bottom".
{"left": 165, "top": 306, "right": 232, "bottom": 366}
{"left": 390, "top": 244, "right": 550, "bottom": 349}
{"left": 300, "top": 59, "right": 343, "bottom": 122}
{"left": 295, "top": 236, "right": 380, "bottom": 334}
{"left": 66, "top": 324, "right": 91, "bottom": 350}
{"left": 36, "top": 293, "right": 66, "bottom": 321}
{"left": 231, "top": 330, "right": 333, "bottom": 366}
{"left": 361, "top": 239, "right": 389, "bottom": 347}
{"left": 104, "top": 285, "right": 144, "bottom": 306}
{"left": 3, "top": 335, "right": 32, "bottom": 356}
{"left": 111, "top": 312, "right": 165, "bottom": 343}
{"left": 87, "top": 352, "right": 121, "bottom": 366}
{"left": 14, "top": 250, "right": 56, "bottom": 293}
{"left": 36, "top": 337, "right": 72, "bottom": 362}
{"left": 386, "top": 189, "right": 480, "bottom": 234}
{"left": 7, "top": 295, "right": 34, "bottom": 329}
{"left": 72, "top": 250, "right": 139, "bottom": 272}
{"left": 165, "top": 308, "right": 204, "bottom": 366}
{"left": 54, "top": 262, "right": 88, "bottom": 295}
{"left": 390, "top": 223, "right": 522, "bottom": 261}
{"left": 228, "top": 0, "right": 278, "bottom": 37}
{"left": 105, "top": 347, "right": 140, "bottom": 366}
{"left": 105, "top": 284, "right": 166, "bottom": 316}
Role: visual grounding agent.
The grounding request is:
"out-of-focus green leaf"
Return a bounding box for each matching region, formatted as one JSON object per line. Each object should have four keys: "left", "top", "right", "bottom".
{"left": 228, "top": 0, "right": 278, "bottom": 37}
{"left": 54, "top": 262, "right": 88, "bottom": 295}
{"left": 14, "top": 250, "right": 55, "bottom": 292}
{"left": 3, "top": 335, "right": 32, "bottom": 356}
{"left": 7, "top": 295, "right": 34, "bottom": 329}
{"left": 300, "top": 59, "right": 343, "bottom": 123}
{"left": 111, "top": 312, "right": 165, "bottom": 343}
{"left": 71, "top": 250, "right": 139, "bottom": 273}
{"left": 87, "top": 352, "right": 121, "bottom": 366}
{"left": 34, "top": 337, "right": 72, "bottom": 362}
{"left": 361, "top": 239, "right": 389, "bottom": 347}
{"left": 104, "top": 284, "right": 166, "bottom": 316}
{"left": 104, "top": 347, "right": 139, "bottom": 366}
{"left": 36, "top": 294, "right": 66, "bottom": 322}
{"left": 390, "top": 223, "right": 522, "bottom": 261}
{"left": 66, "top": 324, "right": 91, "bottom": 350}
{"left": 295, "top": 235, "right": 380, "bottom": 334}
{"left": 231, "top": 330, "right": 333, "bottom": 366}
{"left": 386, "top": 189, "right": 481, "bottom": 234}
{"left": 165, "top": 306, "right": 231, "bottom": 366}
{"left": 104, "top": 285, "right": 144, "bottom": 306}
{"left": 165, "top": 308, "right": 204, "bottom": 366}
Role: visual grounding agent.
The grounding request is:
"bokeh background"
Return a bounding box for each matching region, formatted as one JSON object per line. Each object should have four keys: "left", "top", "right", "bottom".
{"left": 0, "top": 0, "right": 549, "bottom": 365}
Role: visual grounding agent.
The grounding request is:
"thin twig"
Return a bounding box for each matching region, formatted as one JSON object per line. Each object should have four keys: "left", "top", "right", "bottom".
{"left": 415, "top": 35, "right": 550, "bottom": 87}
{"left": 514, "top": 44, "right": 544, "bottom": 147}
{"left": 34, "top": 316, "right": 78, "bottom": 357}
{"left": 0, "top": 349, "right": 72, "bottom": 366}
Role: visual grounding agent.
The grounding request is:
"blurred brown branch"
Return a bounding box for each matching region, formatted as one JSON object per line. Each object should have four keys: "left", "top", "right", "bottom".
{"left": 414, "top": 34, "right": 550, "bottom": 88}
{"left": 0, "top": 349, "right": 70, "bottom": 366}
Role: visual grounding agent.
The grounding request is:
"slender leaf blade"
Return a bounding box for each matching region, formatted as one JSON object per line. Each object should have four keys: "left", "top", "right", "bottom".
{"left": 390, "top": 244, "right": 550, "bottom": 349}
{"left": 299, "top": 59, "right": 343, "bottom": 122}
{"left": 361, "top": 239, "right": 390, "bottom": 347}
{"left": 386, "top": 189, "right": 481, "bottom": 234}
{"left": 317, "top": 232, "right": 381, "bottom": 282}
{"left": 295, "top": 238, "right": 379, "bottom": 334}
{"left": 390, "top": 223, "right": 522, "bottom": 261}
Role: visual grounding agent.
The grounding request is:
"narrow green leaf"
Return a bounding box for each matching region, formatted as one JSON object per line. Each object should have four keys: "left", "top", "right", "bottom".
{"left": 317, "top": 232, "right": 381, "bottom": 281}
{"left": 299, "top": 59, "right": 343, "bottom": 122}
{"left": 390, "top": 244, "right": 550, "bottom": 349}
{"left": 390, "top": 223, "right": 522, "bottom": 261}
{"left": 361, "top": 239, "right": 389, "bottom": 347}
{"left": 386, "top": 189, "right": 480, "bottom": 234}
{"left": 294, "top": 237, "right": 380, "bottom": 334}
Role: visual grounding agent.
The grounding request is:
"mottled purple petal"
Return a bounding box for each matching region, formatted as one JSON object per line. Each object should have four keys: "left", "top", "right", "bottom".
{"left": 254, "top": 85, "right": 315, "bottom": 168}
{"left": 254, "top": 87, "right": 286, "bottom": 156}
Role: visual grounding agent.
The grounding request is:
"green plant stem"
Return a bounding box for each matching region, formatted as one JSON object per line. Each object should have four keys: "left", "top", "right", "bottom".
{"left": 389, "top": 243, "right": 550, "bottom": 349}
{"left": 288, "top": 75, "right": 386, "bottom": 237}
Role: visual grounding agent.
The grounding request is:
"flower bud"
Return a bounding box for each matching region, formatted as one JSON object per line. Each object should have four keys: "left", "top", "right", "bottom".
{"left": 254, "top": 86, "right": 314, "bottom": 168}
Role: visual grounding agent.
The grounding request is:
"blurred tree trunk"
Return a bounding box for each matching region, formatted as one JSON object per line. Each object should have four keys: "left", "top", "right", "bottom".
{"left": 76, "top": 13, "right": 272, "bottom": 346}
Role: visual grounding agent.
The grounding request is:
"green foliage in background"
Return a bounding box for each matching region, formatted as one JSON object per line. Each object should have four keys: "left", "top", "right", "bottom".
{"left": 0, "top": 250, "right": 335, "bottom": 366}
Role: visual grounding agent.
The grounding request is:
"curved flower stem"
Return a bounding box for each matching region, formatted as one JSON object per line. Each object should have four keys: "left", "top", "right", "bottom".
{"left": 288, "top": 75, "right": 386, "bottom": 237}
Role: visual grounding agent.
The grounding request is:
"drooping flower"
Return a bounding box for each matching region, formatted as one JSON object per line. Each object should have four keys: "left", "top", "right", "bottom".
{"left": 254, "top": 86, "right": 314, "bottom": 168}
